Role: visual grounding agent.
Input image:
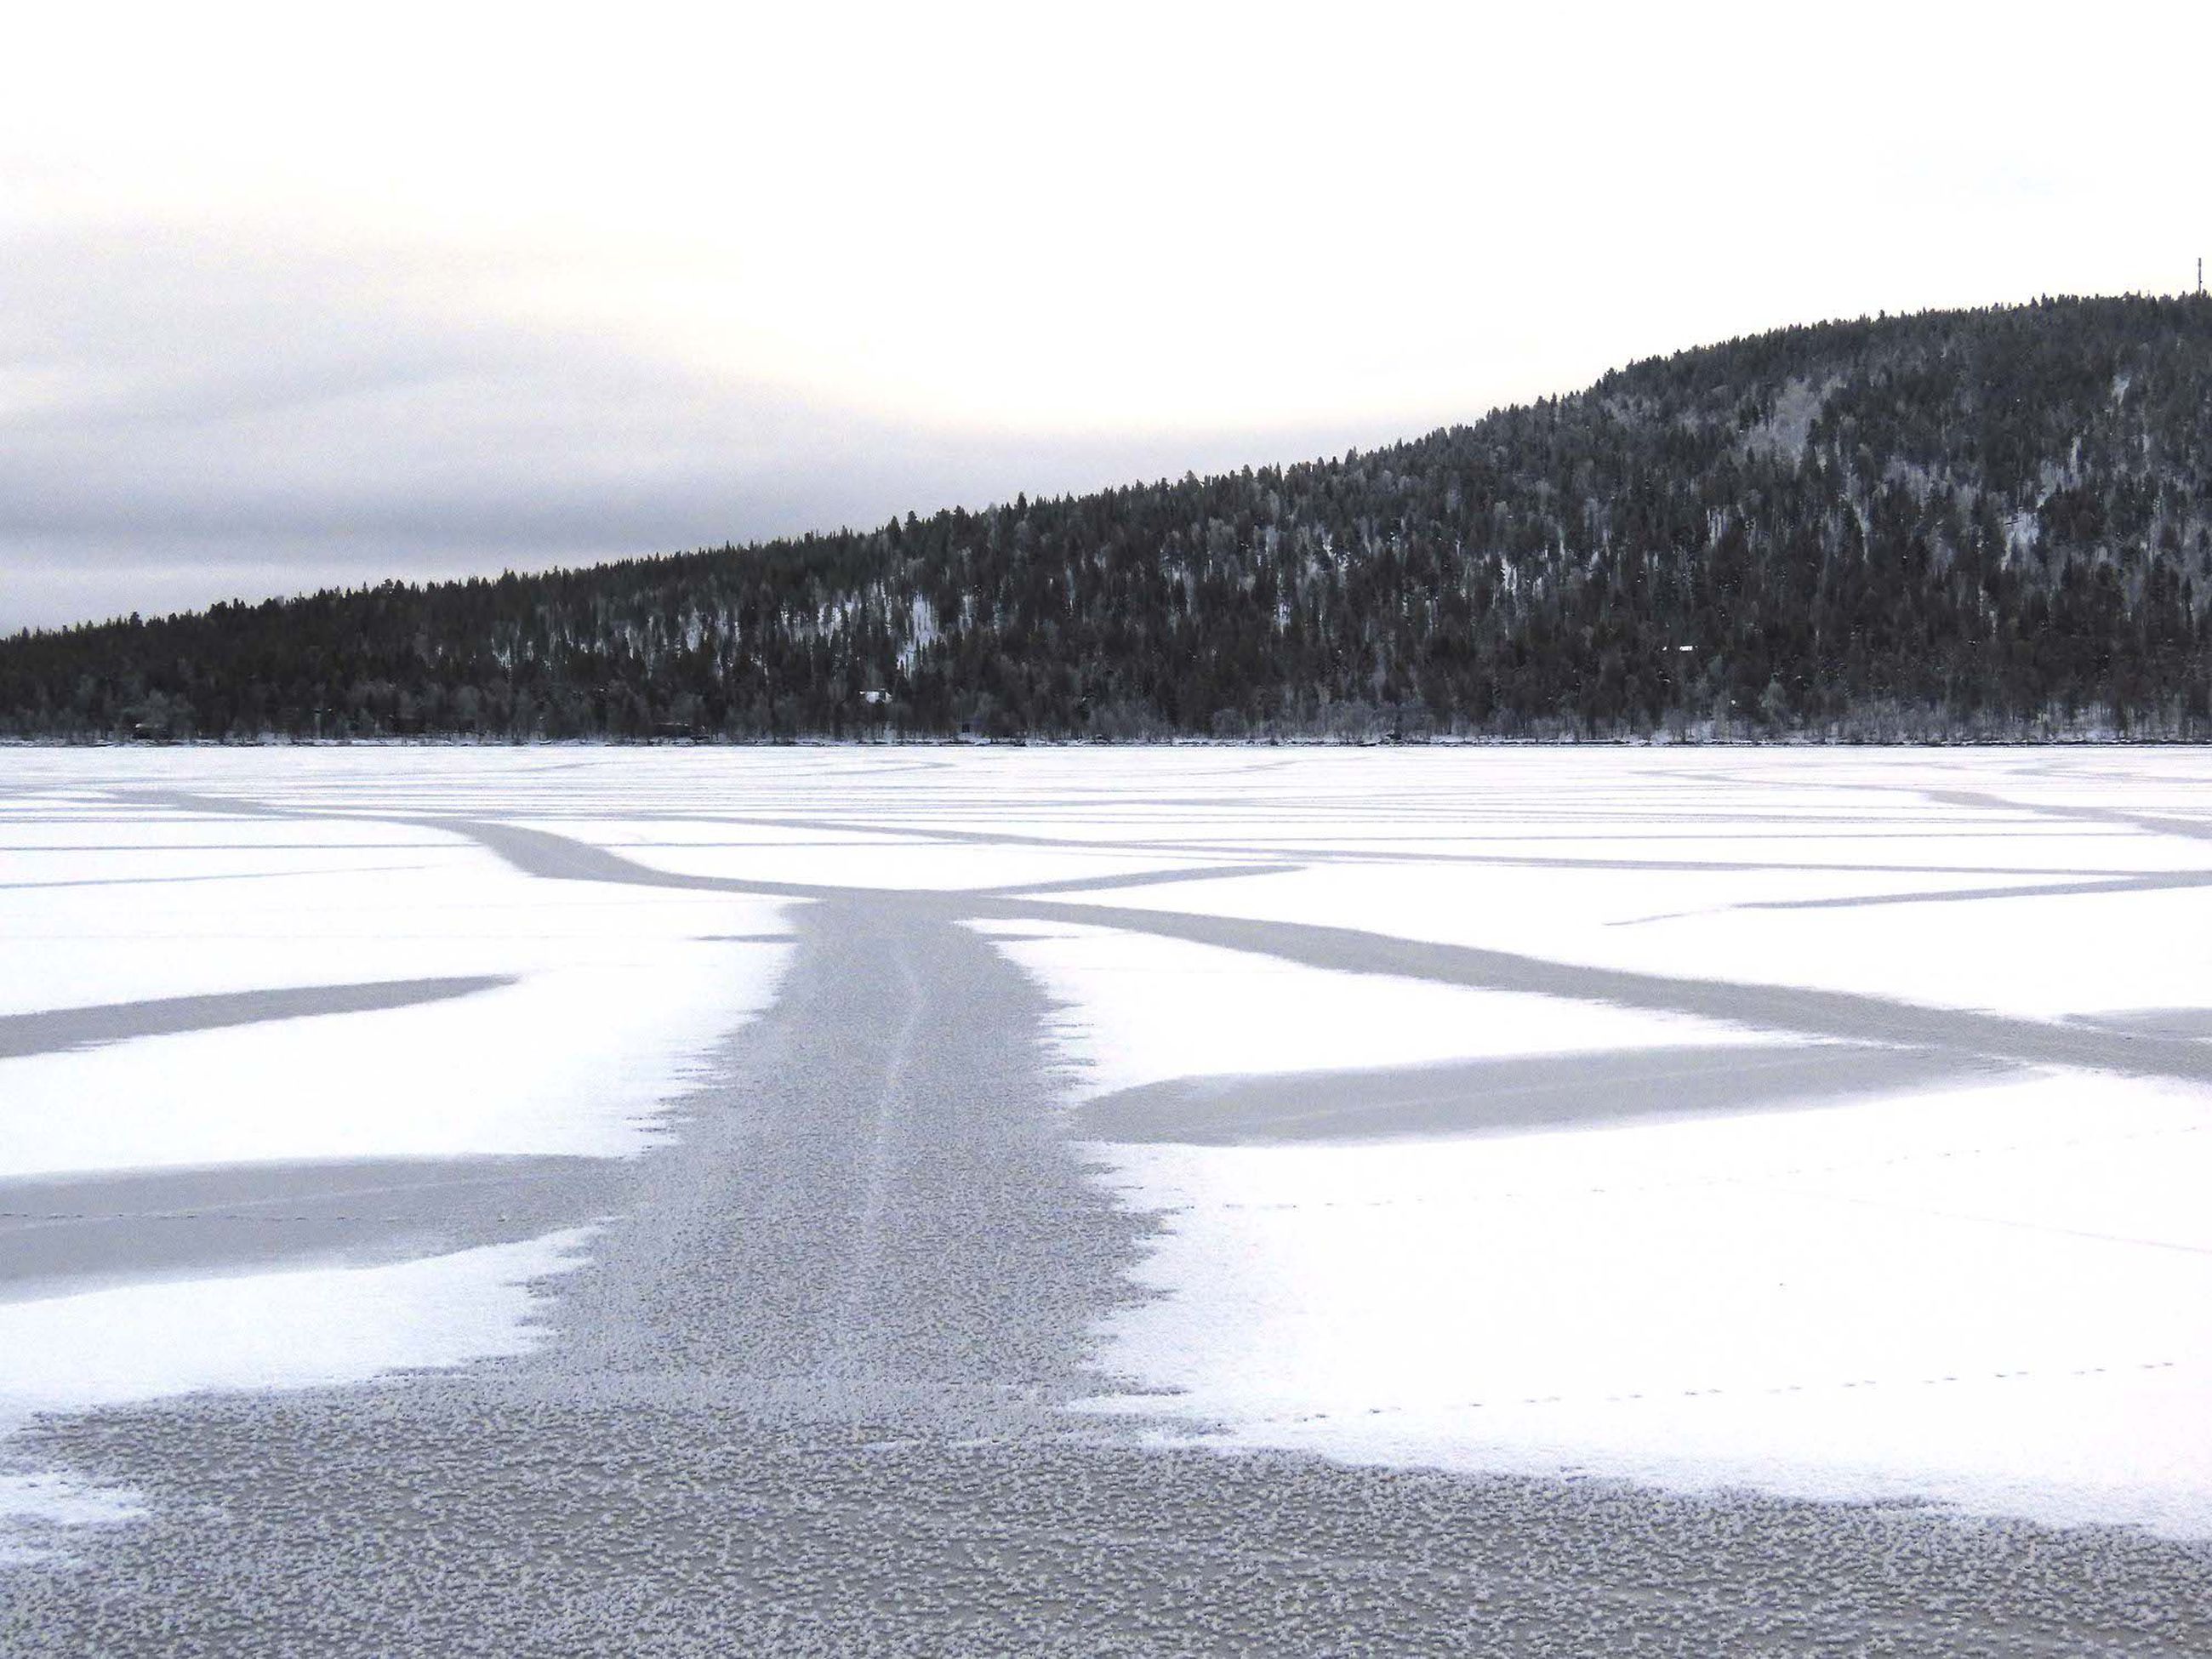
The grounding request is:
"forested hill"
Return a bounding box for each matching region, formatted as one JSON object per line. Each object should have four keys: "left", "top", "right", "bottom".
{"left": 8, "top": 294, "right": 2212, "bottom": 743}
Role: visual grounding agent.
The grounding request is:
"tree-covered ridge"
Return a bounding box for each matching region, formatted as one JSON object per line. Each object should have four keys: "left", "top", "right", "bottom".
{"left": 6, "top": 293, "right": 2210, "bottom": 741}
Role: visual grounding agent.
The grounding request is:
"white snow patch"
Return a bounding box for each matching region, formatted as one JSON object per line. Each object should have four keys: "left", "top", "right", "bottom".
{"left": 0, "top": 1228, "right": 592, "bottom": 1419}
{"left": 0, "top": 1474, "right": 146, "bottom": 1529}
{"left": 0, "top": 1472, "right": 148, "bottom": 1566}
{"left": 0, "top": 825, "right": 795, "bottom": 1176}
{"left": 1079, "top": 1072, "right": 2212, "bottom": 1537}
{"left": 0, "top": 944, "right": 785, "bottom": 1177}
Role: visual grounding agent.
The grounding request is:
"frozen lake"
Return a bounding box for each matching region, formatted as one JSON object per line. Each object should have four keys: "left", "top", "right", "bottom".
{"left": 2, "top": 744, "right": 2209, "bottom": 1651}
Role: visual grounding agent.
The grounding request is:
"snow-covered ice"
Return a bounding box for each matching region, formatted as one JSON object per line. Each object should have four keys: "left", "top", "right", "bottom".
{"left": 0, "top": 830, "right": 790, "bottom": 1171}
{"left": 0, "top": 756, "right": 795, "bottom": 1553}
{"left": 975, "top": 921, "right": 1785, "bottom": 1100}
{"left": 0, "top": 1229, "right": 594, "bottom": 1420}
{"left": 3, "top": 743, "right": 2209, "bottom": 1552}
{"left": 1075, "top": 1072, "right": 2212, "bottom": 1536}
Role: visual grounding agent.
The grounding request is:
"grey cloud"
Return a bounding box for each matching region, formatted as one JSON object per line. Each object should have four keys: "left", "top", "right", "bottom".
{"left": 0, "top": 225, "right": 1400, "bottom": 630}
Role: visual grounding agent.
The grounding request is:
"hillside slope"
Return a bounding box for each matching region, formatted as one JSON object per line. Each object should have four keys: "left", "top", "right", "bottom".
{"left": 5, "top": 294, "right": 2210, "bottom": 741}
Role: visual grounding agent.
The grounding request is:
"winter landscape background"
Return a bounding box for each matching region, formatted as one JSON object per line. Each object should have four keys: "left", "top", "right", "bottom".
{"left": 10, "top": 3, "right": 2212, "bottom": 1648}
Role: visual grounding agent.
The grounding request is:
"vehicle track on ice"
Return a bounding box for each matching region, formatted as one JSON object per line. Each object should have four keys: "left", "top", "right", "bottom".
{"left": 4, "top": 895, "right": 2210, "bottom": 1655}
{"left": 529, "top": 892, "right": 1149, "bottom": 1434}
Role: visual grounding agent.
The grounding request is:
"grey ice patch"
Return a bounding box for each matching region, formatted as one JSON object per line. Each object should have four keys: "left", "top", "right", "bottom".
{"left": 436, "top": 818, "right": 834, "bottom": 899}
{"left": 2066, "top": 1008, "right": 2212, "bottom": 1040}
{"left": 1716, "top": 869, "right": 2212, "bottom": 914}
{"left": 1074, "top": 1043, "right": 2002, "bottom": 1146}
{"left": 10, "top": 1390, "right": 2209, "bottom": 1655}
{"left": 978, "top": 863, "right": 1302, "bottom": 898}
{"left": 0, "top": 868, "right": 382, "bottom": 893}
{"left": 0, "top": 1155, "right": 623, "bottom": 1300}
{"left": 0, "top": 977, "right": 517, "bottom": 1060}
{"left": 985, "top": 896, "right": 2212, "bottom": 1087}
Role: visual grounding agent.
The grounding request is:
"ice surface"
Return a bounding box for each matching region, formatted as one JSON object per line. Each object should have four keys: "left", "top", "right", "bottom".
{"left": 3, "top": 743, "right": 2209, "bottom": 1553}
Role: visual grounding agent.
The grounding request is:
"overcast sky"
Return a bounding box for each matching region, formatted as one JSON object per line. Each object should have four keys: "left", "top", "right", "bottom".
{"left": 4, "top": 1, "right": 2206, "bottom": 630}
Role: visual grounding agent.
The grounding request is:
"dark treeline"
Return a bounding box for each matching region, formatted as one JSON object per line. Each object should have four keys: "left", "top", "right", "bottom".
{"left": 7, "top": 294, "right": 2212, "bottom": 743}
